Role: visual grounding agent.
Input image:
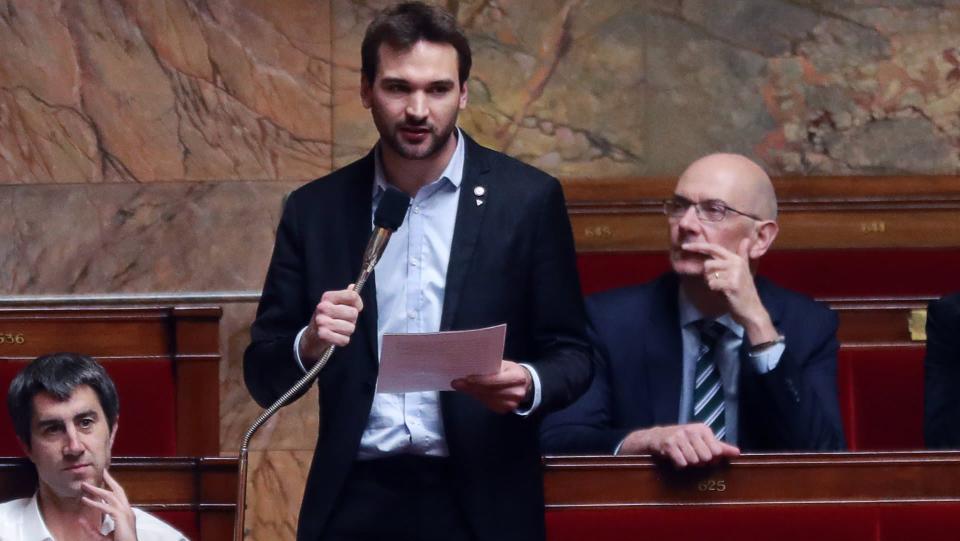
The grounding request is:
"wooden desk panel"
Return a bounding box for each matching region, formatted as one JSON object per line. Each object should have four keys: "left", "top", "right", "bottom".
{"left": 543, "top": 452, "right": 960, "bottom": 507}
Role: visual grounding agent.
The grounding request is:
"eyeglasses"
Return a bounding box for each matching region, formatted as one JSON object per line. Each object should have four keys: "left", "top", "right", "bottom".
{"left": 663, "top": 196, "right": 762, "bottom": 222}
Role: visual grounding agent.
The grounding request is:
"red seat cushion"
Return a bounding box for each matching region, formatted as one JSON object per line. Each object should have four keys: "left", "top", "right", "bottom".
{"left": 838, "top": 346, "right": 925, "bottom": 451}
{"left": 152, "top": 510, "right": 199, "bottom": 540}
{"left": 0, "top": 359, "right": 177, "bottom": 456}
{"left": 546, "top": 503, "right": 960, "bottom": 541}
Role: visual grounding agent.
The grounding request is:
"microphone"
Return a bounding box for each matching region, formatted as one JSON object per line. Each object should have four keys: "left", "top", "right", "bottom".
{"left": 357, "top": 187, "right": 412, "bottom": 290}
{"left": 233, "top": 187, "right": 410, "bottom": 541}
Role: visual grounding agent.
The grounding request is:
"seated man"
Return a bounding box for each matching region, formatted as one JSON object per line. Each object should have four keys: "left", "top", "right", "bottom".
{"left": 541, "top": 153, "right": 846, "bottom": 466}
{"left": 0, "top": 352, "right": 186, "bottom": 540}
{"left": 925, "top": 292, "right": 960, "bottom": 448}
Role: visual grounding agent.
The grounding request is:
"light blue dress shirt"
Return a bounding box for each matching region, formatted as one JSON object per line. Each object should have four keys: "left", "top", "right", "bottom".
{"left": 294, "top": 129, "right": 541, "bottom": 460}
{"left": 676, "top": 287, "right": 785, "bottom": 445}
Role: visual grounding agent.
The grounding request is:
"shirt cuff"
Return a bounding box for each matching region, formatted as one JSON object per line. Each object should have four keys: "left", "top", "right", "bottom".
{"left": 747, "top": 341, "right": 785, "bottom": 373}
{"left": 514, "top": 363, "right": 542, "bottom": 416}
{"left": 613, "top": 437, "right": 627, "bottom": 455}
{"left": 293, "top": 326, "right": 309, "bottom": 373}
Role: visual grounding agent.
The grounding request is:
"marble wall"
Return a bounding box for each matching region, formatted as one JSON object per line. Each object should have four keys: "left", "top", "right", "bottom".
{"left": 3, "top": 1, "right": 960, "bottom": 539}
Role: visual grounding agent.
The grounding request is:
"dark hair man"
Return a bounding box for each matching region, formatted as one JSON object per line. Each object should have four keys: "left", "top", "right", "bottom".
{"left": 1, "top": 352, "right": 186, "bottom": 540}
{"left": 244, "top": 2, "right": 592, "bottom": 541}
{"left": 541, "top": 153, "right": 846, "bottom": 466}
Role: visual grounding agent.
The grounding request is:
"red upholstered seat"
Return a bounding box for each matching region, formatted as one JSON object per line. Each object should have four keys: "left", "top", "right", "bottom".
{"left": 838, "top": 346, "right": 926, "bottom": 451}
{"left": 577, "top": 248, "right": 960, "bottom": 297}
{"left": 0, "top": 359, "right": 177, "bottom": 456}
{"left": 546, "top": 503, "right": 960, "bottom": 541}
{"left": 153, "top": 510, "right": 199, "bottom": 541}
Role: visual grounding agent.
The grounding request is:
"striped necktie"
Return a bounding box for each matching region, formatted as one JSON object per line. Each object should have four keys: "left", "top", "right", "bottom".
{"left": 692, "top": 320, "right": 728, "bottom": 441}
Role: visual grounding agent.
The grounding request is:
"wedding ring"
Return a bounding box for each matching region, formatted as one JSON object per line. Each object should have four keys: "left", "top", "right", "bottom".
{"left": 714, "top": 272, "right": 720, "bottom": 280}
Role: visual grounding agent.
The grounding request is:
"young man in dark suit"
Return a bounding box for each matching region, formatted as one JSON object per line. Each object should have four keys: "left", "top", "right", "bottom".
{"left": 541, "top": 153, "right": 846, "bottom": 466}
{"left": 244, "top": 3, "right": 592, "bottom": 540}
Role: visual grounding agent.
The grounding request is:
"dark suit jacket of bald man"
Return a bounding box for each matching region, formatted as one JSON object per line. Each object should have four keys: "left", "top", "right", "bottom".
{"left": 244, "top": 133, "right": 593, "bottom": 541}
{"left": 540, "top": 272, "right": 846, "bottom": 454}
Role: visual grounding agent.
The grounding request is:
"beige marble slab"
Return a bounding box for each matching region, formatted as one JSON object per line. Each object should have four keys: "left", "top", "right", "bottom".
{"left": 242, "top": 449, "right": 312, "bottom": 541}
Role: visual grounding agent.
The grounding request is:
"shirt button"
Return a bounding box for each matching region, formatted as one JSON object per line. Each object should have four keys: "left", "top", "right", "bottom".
{"left": 410, "top": 258, "right": 418, "bottom": 267}
{"left": 413, "top": 206, "right": 421, "bottom": 214}
{"left": 408, "top": 311, "right": 416, "bottom": 319}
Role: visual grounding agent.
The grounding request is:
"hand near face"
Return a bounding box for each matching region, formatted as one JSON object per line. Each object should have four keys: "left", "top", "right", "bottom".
{"left": 79, "top": 469, "right": 137, "bottom": 540}
{"left": 451, "top": 361, "right": 533, "bottom": 414}
{"left": 619, "top": 423, "right": 740, "bottom": 468}
{"left": 299, "top": 286, "right": 364, "bottom": 365}
{"left": 681, "top": 238, "right": 780, "bottom": 344}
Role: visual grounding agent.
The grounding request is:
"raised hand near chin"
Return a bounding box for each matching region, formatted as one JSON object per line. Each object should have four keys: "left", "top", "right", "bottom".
{"left": 682, "top": 238, "right": 779, "bottom": 344}
{"left": 79, "top": 469, "right": 138, "bottom": 541}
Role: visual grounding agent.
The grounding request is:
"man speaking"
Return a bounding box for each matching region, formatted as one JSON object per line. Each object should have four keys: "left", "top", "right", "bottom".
{"left": 243, "top": 3, "right": 592, "bottom": 540}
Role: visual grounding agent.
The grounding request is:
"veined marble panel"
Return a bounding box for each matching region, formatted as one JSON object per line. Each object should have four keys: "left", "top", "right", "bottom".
{"left": 647, "top": 0, "right": 960, "bottom": 175}
{"left": 220, "top": 301, "right": 321, "bottom": 453}
{"left": 243, "top": 450, "right": 312, "bottom": 541}
{"left": 0, "top": 181, "right": 298, "bottom": 294}
{"left": 0, "top": 0, "right": 333, "bottom": 183}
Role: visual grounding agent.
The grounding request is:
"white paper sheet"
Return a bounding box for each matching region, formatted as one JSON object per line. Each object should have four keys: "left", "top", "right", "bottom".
{"left": 376, "top": 324, "right": 506, "bottom": 393}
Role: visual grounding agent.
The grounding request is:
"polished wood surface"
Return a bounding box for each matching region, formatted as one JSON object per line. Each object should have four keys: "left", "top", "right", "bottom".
{"left": 543, "top": 452, "right": 960, "bottom": 507}
{"left": 0, "top": 456, "right": 237, "bottom": 540}
{"left": 560, "top": 176, "right": 960, "bottom": 251}
{"left": 829, "top": 297, "right": 932, "bottom": 345}
{"left": 0, "top": 305, "right": 222, "bottom": 455}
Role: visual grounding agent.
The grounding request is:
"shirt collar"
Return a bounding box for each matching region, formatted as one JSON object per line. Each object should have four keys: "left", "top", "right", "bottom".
{"left": 22, "top": 494, "right": 51, "bottom": 541}
{"left": 373, "top": 127, "right": 466, "bottom": 199}
{"left": 678, "top": 286, "right": 744, "bottom": 339}
{"left": 26, "top": 491, "right": 116, "bottom": 540}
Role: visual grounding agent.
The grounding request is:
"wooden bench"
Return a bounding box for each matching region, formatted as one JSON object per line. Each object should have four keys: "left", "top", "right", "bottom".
{"left": 544, "top": 452, "right": 960, "bottom": 541}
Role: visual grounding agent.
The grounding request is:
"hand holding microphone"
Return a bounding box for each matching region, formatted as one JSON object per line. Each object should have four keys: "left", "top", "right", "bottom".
{"left": 299, "top": 286, "right": 364, "bottom": 363}
{"left": 299, "top": 187, "right": 410, "bottom": 365}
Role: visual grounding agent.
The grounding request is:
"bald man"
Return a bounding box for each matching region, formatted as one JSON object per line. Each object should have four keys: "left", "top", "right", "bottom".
{"left": 541, "top": 153, "right": 846, "bottom": 466}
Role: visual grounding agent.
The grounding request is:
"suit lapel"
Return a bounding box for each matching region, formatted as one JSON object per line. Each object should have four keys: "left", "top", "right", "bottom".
{"left": 344, "top": 152, "right": 380, "bottom": 364}
{"left": 440, "top": 136, "right": 491, "bottom": 331}
{"left": 647, "top": 275, "right": 684, "bottom": 425}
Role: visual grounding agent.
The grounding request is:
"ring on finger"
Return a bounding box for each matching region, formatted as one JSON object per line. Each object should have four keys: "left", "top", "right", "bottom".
{"left": 713, "top": 272, "right": 720, "bottom": 280}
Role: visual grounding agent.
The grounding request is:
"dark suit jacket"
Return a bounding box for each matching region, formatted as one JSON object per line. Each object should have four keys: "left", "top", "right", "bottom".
{"left": 925, "top": 292, "right": 960, "bottom": 448}
{"left": 243, "top": 134, "right": 592, "bottom": 541}
{"left": 540, "top": 272, "right": 845, "bottom": 454}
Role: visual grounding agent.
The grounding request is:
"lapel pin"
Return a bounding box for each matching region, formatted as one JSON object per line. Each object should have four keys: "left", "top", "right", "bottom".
{"left": 474, "top": 185, "right": 486, "bottom": 206}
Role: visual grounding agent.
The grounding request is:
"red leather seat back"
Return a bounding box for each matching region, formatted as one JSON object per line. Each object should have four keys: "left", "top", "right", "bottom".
{"left": 546, "top": 503, "right": 960, "bottom": 541}
{"left": 838, "top": 346, "right": 925, "bottom": 451}
{"left": 152, "top": 510, "right": 199, "bottom": 540}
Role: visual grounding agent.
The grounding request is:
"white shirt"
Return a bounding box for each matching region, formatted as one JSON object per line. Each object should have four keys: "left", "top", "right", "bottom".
{"left": 0, "top": 494, "right": 188, "bottom": 541}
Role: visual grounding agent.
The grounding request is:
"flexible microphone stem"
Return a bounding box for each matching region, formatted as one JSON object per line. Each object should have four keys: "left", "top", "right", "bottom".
{"left": 233, "top": 228, "right": 393, "bottom": 541}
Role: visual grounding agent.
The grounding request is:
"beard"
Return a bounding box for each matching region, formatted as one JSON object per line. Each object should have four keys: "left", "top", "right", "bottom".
{"left": 377, "top": 115, "right": 458, "bottom": 161}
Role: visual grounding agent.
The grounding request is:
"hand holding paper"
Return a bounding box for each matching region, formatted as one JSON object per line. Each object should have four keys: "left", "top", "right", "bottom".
{"left": 451, "top": 360, "right": 533, "bottom": 414}
{"left": 377, "top": 324, "right": 506, "bottom": 393}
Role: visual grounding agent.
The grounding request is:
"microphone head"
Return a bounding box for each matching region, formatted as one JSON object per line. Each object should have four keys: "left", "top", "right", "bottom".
{"left": 375, "top": 187, "right": 411, "bottom": 231}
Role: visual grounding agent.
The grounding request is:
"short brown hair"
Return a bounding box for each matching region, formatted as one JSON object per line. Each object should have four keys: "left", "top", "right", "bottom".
{"left": 361, "top": 2, "right": 472, "bottom": 85}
